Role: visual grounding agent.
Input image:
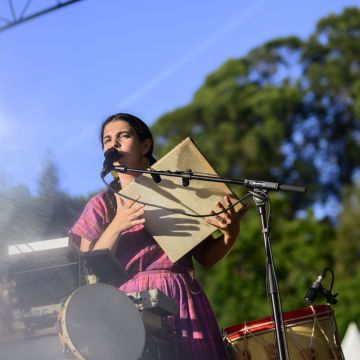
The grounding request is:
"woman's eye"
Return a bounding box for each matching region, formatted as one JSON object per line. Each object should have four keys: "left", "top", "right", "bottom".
{"left": 120, "top": 133, "right": 131, "bottom": 138}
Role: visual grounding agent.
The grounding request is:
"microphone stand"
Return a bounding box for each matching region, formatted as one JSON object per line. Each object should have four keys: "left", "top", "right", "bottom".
{"left": 251, "top": 189, "right": 289, "bottom": 360}
{"left": 109, "top": 165, "right": 306, "bottom": 192}
{"left": 106, "top": 165, "right": 306, "bottom": 360}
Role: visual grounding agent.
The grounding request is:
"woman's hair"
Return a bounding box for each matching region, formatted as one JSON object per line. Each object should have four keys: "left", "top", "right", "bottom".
{"left": 100, "top": 113, "right": 156, "bottom": 165}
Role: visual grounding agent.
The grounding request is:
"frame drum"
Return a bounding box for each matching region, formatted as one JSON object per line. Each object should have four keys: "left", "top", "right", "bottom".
{"left": 223, "top": 305, "right": 344, "bottom": 360}
{"left": 57, "top": 283, "right": 145, "bottom": 360}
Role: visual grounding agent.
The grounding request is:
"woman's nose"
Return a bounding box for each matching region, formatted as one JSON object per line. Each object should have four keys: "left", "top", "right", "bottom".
{"left": 112, "top": 139, "right": 121, "bottom": 148}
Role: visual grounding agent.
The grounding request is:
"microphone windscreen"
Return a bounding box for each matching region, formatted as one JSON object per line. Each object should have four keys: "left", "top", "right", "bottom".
{"left": 101, "top": 148, "right": 120, "bottom": 177}
{"left": 104, "top": 148, "right": 120, "bottom": 163}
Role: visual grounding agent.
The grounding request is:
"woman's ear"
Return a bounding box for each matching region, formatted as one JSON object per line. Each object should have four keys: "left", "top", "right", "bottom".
{"left": 142, "top": 138, "right": 152, "bottom": 155}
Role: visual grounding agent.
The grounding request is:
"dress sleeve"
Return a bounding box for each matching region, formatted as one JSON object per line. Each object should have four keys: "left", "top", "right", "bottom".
{"left": 69, "top": 193, "right": 108, "bottom": 244}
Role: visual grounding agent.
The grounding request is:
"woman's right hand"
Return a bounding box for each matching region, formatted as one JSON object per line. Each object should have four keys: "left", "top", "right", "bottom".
{"left": 112, "top": 194, "right": 145, "bottom": 234}
{"left": 88, "top": 194, "right": 145, "bottom": 252}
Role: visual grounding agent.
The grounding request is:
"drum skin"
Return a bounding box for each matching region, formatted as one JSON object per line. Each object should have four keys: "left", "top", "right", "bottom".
{"left": 58, "top": 283, "right": 145, "bottom": 360}
{"left": 223, "top": 305, "right": 344, "bottom": 360}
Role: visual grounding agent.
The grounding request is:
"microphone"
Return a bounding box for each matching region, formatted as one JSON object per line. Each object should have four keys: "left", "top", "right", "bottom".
{"left": 304, "top": 269, "right": 326, "bottom": 304}
{"left": 100, "top": 148, "right": 121, "bottom": 177}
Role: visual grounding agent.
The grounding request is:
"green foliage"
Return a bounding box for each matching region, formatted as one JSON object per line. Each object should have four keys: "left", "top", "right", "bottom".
{"left": 300, "top": 7, "right": 360, "bottom": 195}
{"left": 333, "top": 186, "right": 360, "bottom": 277}
{"left": 331, "top": 185, "right": 360, "bottom": 335}
{"left": 153, "top": 6, "right": 360, "bottom": 337}
{"left": 152, "top": 7, "right": 360, "bottom": 214}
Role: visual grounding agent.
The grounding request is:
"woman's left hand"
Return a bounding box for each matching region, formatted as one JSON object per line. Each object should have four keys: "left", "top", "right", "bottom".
{"left": 205, "top": 195, "right": 248, "bottom": 241}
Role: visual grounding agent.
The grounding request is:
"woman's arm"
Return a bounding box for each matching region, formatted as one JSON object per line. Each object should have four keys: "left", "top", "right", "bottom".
{"left": 80, "top": 194, "right": 145, "bottom": 253}
{"left": 193, "top": 196, "right": 248, "bottom": 267}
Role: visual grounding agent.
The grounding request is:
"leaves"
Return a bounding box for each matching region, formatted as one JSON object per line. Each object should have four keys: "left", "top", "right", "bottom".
{"left": 153, "top": 7, "right": 360, "bottom": 336}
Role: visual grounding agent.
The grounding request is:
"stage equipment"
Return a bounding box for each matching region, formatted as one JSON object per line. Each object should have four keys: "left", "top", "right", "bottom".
{"left": 223, "top": 305, "right": 344, "bottom": 360}
{"left": 7, "top": 238, "right": 80, "bottom": 313}
{"left": 5, "top": 239, "right": 130, "bottom": 336}
{"left": 5, "top": 239, "right": 176, "bottom": 359}
{"left": 57, "top": 283, "right": 146, "bottom": 360}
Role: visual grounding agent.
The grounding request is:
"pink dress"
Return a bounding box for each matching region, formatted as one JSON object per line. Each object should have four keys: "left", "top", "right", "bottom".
{"left": 70, "top": 190, "right": 228, "bottom": 359}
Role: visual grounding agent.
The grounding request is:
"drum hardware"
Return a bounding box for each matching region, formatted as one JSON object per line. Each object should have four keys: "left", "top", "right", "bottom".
{"left": 126, "top": 288, "right": 178, "bottom": 317}
{"left": 84, "top": 274, "right": 97, "bottom": 284}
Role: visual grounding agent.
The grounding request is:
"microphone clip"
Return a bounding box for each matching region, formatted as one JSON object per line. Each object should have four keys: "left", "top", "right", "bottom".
{"left": 320, "top": 287, "right": 338, "bottom": 305}
{"left": 304, "top": 268, "right": 339, "bottom": 305}
{"left": 149, "top": 167, "right": 161, "bottom": 183}
{"left": 181, "top": 169, "right": 193, "bottom": 187}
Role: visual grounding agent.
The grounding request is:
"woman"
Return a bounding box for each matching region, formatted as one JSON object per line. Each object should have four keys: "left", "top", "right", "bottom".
{"left": 70, "top": 113, "right": 248, "bottom": 359}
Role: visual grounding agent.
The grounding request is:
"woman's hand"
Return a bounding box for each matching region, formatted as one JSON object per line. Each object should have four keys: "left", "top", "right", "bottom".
{"left": 194, "top": 196, "right": 248, "bottom": 267}
{"left": 205, "top": 195, "right": 248, "bottom": 243}
{"left": 112, "top": 194, "right": 145, "bottom": 234}
{"left": 90, "top": 194, "right": 145, "bottom": 253}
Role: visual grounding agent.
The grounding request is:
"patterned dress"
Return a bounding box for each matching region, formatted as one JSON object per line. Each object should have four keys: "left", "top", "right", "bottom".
{"left": 70, "top": 190, "right": 228, "bottom": 359}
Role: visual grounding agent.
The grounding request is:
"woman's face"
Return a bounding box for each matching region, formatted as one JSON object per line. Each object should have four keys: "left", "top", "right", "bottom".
{"left": 102, "top": 120, "right": 151, "bottom": 168}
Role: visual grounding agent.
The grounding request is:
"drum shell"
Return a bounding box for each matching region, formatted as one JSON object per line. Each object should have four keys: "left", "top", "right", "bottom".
{"left": 223, "top": 305, "right": 344, "bottom": 360}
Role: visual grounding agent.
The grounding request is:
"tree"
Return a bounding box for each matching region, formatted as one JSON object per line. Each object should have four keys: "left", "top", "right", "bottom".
{"left": 331, "top": 184, "right": 360, "bottom": 334}
{"left": 298, "top": 7, "right": 360, "bottom": 203}
{"left": 151, "top": 7, "right": 360, "bottom": 337}
{"left": 152, "top": 7, "right": 360, "bottom": 217}
{"left": 0, "top": 160, "right": 87, "bottom": 246}
{"left": 35, "top": 159, "right": 87, "bottom": 240}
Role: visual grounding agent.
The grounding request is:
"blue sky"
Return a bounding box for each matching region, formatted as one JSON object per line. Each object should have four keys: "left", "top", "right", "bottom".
{"left": 0, "top": 0, "right": 359, "bottom": 197}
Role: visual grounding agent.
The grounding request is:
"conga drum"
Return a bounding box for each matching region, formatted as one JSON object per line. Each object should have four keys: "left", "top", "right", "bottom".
{"left": 223, "top": 305, "right": 344, "bottom": 360}
{"left": 57, "top": 283, "right": 146, "bottom": 360}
